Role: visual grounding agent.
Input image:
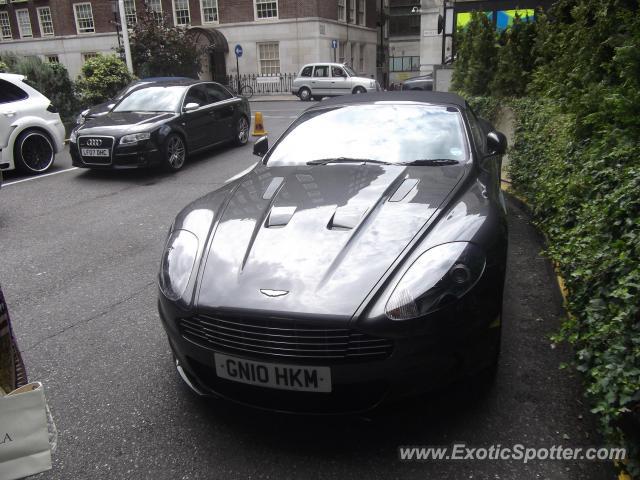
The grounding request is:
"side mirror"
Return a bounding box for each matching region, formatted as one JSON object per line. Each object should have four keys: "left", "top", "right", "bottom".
{"left": 183, "top": 102, "right": 200, "bottom": 113}
{"left": 487, "top": 131, "right": 507, "bottom": 155}
{"left": 253, "top": 136, "right": 269, "bottom": 157}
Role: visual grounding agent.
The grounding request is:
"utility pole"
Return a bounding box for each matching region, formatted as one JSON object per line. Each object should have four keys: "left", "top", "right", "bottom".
{"left": 117, "top": 0, "right": 134, "bottom": 74}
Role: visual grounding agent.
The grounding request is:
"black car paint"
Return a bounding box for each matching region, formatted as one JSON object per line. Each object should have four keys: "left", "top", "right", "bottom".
{"left": 70, "top": 80, "right": 251, "bottom": 170}
{"left": 158, "top": 91, "right": 508, "bottom": 413}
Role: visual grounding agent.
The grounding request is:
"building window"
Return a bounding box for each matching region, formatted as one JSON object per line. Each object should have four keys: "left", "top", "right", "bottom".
{"left": 255, "top": 0, "right": 278, "bottom": 20}
{"left": 337, "top": 0, "right": 346, "bottom": 22}
{"left": 389, "top": 0, "right": 420, "bottom": 37}
{"left": 46, "top": 54, "right": 59, "bottom": 63}
{"left": 123, "top": 0, "right": 136, "bottom": 27}
{"left": 389, "top": 55, "right": 420, "bottom": 72}
{"left": 146, "top": 0, "right": 164, "bottom": 24}
{"left": 37, "top": 7, "right": 55, "bottom": 36}
{"left": 0, "top": 11, "right": 12, "bottom": 39}
{"left": 82, "top": 52, "right": 99, "bottom": 63}
{"left": 350, "top": 42, "right": 355, "bottom": 66}
{"left": 357, "top": 0, "right": 365, "bottom": 25}
{"left": 348, "top": 0, "right": 355, "bottom": 24}
{"left": 359, "top": 43, "right": 365, "bottom": 71}
{"left": 257, "top": 42, "right": 279, "bottom": 75}
{"left": 173, "top": 0, "right": 191, "bottom": 25}
{"left": 74, "top": 3, "right": 95, "bottom": 34}
{"left": 16, "top": 9, "right": 32, "bottom": 38}
{"left": 201, "top": 0, "right": 218, "bottom": 23}
{"left": 338, "top": 41, "right": 345, "bottom": 63}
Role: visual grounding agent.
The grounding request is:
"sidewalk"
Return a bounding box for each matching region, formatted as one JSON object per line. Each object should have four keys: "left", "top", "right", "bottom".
{"left": 249, "top": 94, "right": 299, "bottom": 102}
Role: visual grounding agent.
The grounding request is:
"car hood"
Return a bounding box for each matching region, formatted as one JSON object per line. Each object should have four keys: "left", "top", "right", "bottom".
{"left": 195, "top": 162, "right": 467, "bottom": 318}
{"left": 78, "top": 111, "right": 176, "bottom": 135}
{"left": 85, "top": 101, "right": 115, "bottom": 119}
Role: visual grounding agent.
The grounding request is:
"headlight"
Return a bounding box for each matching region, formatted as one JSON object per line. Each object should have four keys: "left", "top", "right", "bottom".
{"left": 385, "top": 242, "right": 486, "bottom": 321}
{"left": 120, "top": 132, "right": 151, "bottom": 145}
{"left": 69, "top": 129, "right": 77, "bottom": 143}
{"left": 76, "top": 109, "right": 89, "bottom": 125}
{"left": 159, "top": 229, "right": 199, "bottom": 301}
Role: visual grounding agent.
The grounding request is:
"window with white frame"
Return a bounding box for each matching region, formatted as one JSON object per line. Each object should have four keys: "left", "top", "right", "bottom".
{"left": 357, "top": 0, "right": 365, "bottom": 25}
{"left": 16, "top": 9, "right": 32, "bottom": 38}
{"left": 173, "top": 0, "right": 191, "bottom": 25}
{"left": 37, "top": 7, "right": 54, "bottom": 36}
{"left": 123, "top": 0, "right": 136, "bottom": 27}
{"left": 146, "top": 0, "right": 164, "bottom": 24}
{"left": 337, "top": 0, "right": 345, "bottom": 22}
{"left": 0, "top": 11, "right": 12, "bottom": 39}
{"left": 255, "top": 0, "right": 277, "bottom": 20}
{"left": 73, "top": 3, "right": 95, "bottom": 34}
{"left": 257, "top": 42, "right": 280, "bottom": 75}
{"left": 46, "top": 54, "right": 59, "bottom": 63}
{"left": 348, "top": 0, "right": 355, "bottom": 23}
{"left": 201, "top": 0, "right": 218, "bottom": 23}
{"left": 359, "top": 43, "right": 365, "bottom": 71}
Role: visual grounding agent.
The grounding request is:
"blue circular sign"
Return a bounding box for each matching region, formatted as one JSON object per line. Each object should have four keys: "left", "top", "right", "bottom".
{"left": 235, "top": 44, "right": 243, "bottom": 58}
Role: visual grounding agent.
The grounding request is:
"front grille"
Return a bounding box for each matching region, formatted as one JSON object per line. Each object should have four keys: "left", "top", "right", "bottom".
{"left": 179, "top": 314, "right": 394, "bottom": 363}
{"left": 78, "top": 136, "right": 114, "bottom": 164}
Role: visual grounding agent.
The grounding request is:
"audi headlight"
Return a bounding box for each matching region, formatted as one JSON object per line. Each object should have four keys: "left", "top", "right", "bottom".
{"left": 159, "top": 230, "right": 199, "bottom": 301}
{"left": 69, "top": 129, "right": 77, "bottom": 143}
{"left": 76, "top": 109, "right": 89, "bottom": 125}
{"left": 120, "top": 132, "right": 151, "bottom": 145}
{"left": 385, "top": 242, "right": 486, "bottom": 321}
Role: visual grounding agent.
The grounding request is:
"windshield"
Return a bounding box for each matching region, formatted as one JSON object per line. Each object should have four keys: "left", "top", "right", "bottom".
{"left": 266, "top": 104, "right": 468, "bottom": 167}
{"left": 343, "top": 65, "right": 357, "bottom": 76}
{"left": 113, "top": 86, "right": 186, "bottom": 113}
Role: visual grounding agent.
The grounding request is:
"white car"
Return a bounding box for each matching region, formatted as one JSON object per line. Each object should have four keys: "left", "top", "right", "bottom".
{"left": 0, "top": 73, "right": 65, "bottom": 174}
{"left": 291, "top": 63, "right": 380, "bottom": 101}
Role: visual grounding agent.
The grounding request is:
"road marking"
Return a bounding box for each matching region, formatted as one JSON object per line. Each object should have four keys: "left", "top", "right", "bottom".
{"left": 3, "top": 167, "right": 79, "bottom": 186}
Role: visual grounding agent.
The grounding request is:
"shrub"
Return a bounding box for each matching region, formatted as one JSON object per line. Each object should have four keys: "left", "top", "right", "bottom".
{"left": 0, "top": 60, "right": 7, "bottom": 73}
{"left": 76, "top": 54, "right": 134, "bottom": 107}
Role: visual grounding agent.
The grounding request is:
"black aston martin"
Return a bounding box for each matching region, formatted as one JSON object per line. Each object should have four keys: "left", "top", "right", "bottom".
{"left": 158, "top": 91, "right": 509, "bottom": 413}
{"left": 69, "top": 79, "right": 251, "bottom": 171}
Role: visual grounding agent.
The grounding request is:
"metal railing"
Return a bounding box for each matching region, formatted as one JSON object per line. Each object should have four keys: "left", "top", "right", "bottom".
{"left": 220, "top": 73, "right": 297, "bottom": 95}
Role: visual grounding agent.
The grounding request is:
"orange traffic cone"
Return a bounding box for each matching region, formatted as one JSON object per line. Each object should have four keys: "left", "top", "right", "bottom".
{"left": 252, "top": 112, "right": 268, "bottom": 136}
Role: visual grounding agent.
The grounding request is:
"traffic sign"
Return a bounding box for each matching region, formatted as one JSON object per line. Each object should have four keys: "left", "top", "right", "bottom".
{"left": 331, "top": 39, "right": 338, "bottom": 49}
{"left": 235, "top": 44, "right": 243, "bottom": 58}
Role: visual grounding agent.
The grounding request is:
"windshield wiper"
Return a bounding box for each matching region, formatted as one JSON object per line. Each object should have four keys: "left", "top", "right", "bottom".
{"left": 398, "top": 159, "right": 461, "bottom": 166}
{"left": 306, "top": 157, "right": 392, "bottom": 166}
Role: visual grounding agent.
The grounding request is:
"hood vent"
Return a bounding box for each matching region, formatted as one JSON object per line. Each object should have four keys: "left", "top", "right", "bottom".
{"left": 389, "top": 178, "right": 420, "bottom": 202}
{"left": 266, "top": 206, "right": 297, "bottom": 228}
{"left": 328, "top": 206, "right": 366, "bottom": 230}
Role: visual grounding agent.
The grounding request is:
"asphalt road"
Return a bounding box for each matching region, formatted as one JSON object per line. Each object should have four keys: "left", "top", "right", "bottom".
{"left": 0, "top": 100, "right": 613, "bottom": 480}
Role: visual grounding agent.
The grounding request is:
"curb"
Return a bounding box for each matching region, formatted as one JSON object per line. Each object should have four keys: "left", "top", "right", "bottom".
{"left": 249, "top": 96, "right": 299, "bottom": 102}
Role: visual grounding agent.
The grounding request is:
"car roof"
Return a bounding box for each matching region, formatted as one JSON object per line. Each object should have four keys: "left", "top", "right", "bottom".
{"left": 0, "top": 73, "right": 26, "bottom": 82}
{"left": 307, "top": 91, "right": 468, "bottom": 110}
{"left": 302, "top": 63, "right": 349, "bottom": 68}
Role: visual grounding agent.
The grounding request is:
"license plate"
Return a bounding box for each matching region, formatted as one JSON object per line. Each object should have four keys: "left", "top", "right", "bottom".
{"left": 81, "top": 148, "right": 109, "bottom": 157}
{"left": 214, "top": 353, "right": 332, "bottom": 393}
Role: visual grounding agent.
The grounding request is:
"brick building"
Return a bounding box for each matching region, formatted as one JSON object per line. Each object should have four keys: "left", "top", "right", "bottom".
{"left": 0, "top": 0, "right": 378, "bottom": 80}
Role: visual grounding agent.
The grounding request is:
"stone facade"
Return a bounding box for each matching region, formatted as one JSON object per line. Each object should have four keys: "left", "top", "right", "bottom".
{"left": 0, "top": 0, "right": 378, "bottom": 80}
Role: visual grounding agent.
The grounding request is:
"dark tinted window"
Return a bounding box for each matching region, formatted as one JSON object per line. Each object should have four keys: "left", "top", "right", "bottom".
{"left": 0, "top": 80, "right": 28, "bottom": 104}
{"left": 313, "top": 66, "right": 329, "bottom": 77}
{"left": 205, "top": 83, "right": 233, "bottom": 102}
{"left": 467, "top": 108, "right": 486, "bottom": 152}
{"left": 184, "top": 85, "right": 207, "bottom": 107}
{"left": 300, "top": 66, "right": 312, "bottom": 77}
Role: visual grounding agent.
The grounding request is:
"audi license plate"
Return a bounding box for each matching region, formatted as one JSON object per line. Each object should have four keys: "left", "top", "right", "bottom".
{"left": 214, "top": 353, "right": 331, "bottom": 392}
{"left": 81, "top": 148, "right": 109, "bottom": 157}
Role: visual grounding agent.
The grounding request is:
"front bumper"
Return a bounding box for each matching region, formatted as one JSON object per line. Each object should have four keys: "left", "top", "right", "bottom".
{"left": 70, "top": 139, "right": 163, "bottom": 169}
{"left": 158, "top": 292, "right": 501, "bottom": 414}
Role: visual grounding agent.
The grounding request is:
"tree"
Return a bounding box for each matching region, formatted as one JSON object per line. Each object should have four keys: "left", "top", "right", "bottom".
{"left": 489, "top": 14, "right": 537, "bottom": 97}
{"left": 75, "top": 54, "right": 134, "bottom": 106}
{"left": 128, "top": 6, "right": 202, "bottom": 78}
